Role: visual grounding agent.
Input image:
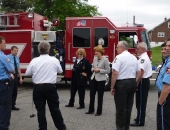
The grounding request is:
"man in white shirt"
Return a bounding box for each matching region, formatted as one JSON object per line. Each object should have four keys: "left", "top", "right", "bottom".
{"left": 26, "top": 41, "right": 66, "bottom": 130}
{"left": 130, "top": 42, "right": 152, "bottom": 127}
{"left": 111, "top": 41, "right": 141, "bottom": 130}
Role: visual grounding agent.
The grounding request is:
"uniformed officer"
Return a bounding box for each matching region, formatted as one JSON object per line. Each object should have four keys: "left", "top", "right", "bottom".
{"left": 130, "top": 42, "right": 152, "bottom": 126}
{"left": 65, "top": 48, "right": 92, "bottom": 109}
{"left": 156, "top": 38, "right": 170, "bottom": 130}
{"left": 26, "top": 41, "right": 66, "bottom": 130}
{"left": 7, "top": 46, "right": 23, "bottom": 110}
{"left": 0, "top": 36, "right": 14, "bottom": 130}
{"left": 111, "top": 41, "right": 140, "bottom": 130}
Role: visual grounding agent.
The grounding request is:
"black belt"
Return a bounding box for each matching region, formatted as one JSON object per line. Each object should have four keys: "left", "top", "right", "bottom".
{"left": 34, "top": 83, "right": 56, "bottom": 85}
{"left": 117, "top": 78, "right": 135, "bottom": 81}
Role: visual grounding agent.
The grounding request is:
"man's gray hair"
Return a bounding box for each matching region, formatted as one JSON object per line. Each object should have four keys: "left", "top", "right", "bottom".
{"left": 118, "top": 41, "right": 128, "bottom": 50}
{"left": 138, "top": 42, "right": 147, "bottom": 50}
{"left": 38, "top": 41, "right": 51, "bottom": 54}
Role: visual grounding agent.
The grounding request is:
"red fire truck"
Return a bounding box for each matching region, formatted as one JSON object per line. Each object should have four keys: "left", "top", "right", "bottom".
{"left": 0, "top": 12, "right": 151, "bottom": 89}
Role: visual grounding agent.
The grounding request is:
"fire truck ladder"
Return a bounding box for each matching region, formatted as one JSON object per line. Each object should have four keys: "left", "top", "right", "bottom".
{"left": 0, "top": 13, "right": 20, "bottom": 28}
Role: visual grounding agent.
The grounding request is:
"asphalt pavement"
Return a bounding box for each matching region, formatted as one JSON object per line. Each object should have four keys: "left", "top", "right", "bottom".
{"left": 10, "top": 79, "right": 157, "bottom": 130}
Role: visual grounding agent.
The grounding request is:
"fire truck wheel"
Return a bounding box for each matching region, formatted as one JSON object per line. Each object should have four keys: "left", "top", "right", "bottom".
{"left": 104, "top": 73, "right": 111, "bottom": 91}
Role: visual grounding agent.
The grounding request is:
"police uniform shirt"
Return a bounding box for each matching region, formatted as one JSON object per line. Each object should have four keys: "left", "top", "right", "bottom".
{"left": 156, "top": 56, "right": 170, "bottom": 92}
{"left": 26, "top": 54, "right": 63, "bottom": 84}
{"left": 112, "top": 50, "right": 140, "bottom": 80}
{"left": 7, "top": 54, "right": 20, "bottom": 72}
{"left": 138, "top": 52, "right": 152, "bottom": 78}
{"left": 0, "top": 51, "right": 14, "bottom": 80}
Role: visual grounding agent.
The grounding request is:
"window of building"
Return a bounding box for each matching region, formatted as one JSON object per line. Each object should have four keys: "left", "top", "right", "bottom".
{"left": 94, "top": 28, "right": 108, "bottom": 47}
{"left": 168, "top": 22, "right": 170, "bottom": 28}
{"left": 157, "top": 32, "right": 165, "bottom": 37}
{"left": 73, "top": 28, "right": 90, "bottom": 47}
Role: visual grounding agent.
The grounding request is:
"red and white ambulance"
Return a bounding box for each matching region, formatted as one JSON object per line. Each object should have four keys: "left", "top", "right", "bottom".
{"left": 0, "top": 12, "right": 151, "bottom": 89}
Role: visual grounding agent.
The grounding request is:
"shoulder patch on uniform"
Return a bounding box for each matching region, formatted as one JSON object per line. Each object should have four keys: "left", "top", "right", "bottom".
{"left": 7, "top": 58, "right": 10, "bottom": 62}
{"left": 114, "top": 58, "right": 117, "bottom": 63}
{"left": 166, "top": 67, "right": 170, "bottom": 74}
{"left": 141, "top": 59, "right": 145, "bottom": 64}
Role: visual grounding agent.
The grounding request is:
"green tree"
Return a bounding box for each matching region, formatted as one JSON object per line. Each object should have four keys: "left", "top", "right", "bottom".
{"left": 28, "top": 0, "right": 101, "bottom": 29}
{"left": 0, "top": 0, "right": 32, "bottom": 12}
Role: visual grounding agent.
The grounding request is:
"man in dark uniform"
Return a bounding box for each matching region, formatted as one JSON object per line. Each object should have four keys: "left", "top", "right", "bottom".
{"left": 0, "top": 36, "right": 14, "bottom": 130}
{"left": 26, "top": 41, "right": 66, "bottom": 130}
{"left": 156, "top": 38, "right": 170, "bottom": 130}
{"left": 8, "top": 46, "right": 23, "bottom": 110}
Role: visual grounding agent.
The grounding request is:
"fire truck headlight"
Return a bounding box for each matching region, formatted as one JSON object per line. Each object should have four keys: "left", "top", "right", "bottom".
{"left": 28, "top": 13, "right": 34, "bottom": 18}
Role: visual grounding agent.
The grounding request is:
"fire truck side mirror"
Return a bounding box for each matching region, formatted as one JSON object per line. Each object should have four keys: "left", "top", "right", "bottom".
{"left": 43, "top": 20, "right": 49, "bottom": 27}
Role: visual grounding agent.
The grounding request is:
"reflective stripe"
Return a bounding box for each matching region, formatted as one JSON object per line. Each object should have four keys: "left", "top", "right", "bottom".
{"left": 138, "top": 80, "right": 143, "bottom": 125}
{"left": 161, "top": 100, "right": 166, "bottom": 130}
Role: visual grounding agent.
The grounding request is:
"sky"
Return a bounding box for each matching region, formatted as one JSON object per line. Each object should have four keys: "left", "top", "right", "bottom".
{"left": 88, "top": 0, "right": 170, "bottom": 30}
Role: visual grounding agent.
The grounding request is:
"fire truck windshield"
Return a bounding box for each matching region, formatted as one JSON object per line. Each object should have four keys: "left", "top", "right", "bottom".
{"left": 141, "top": 30, "right": 151, "bottom": 50}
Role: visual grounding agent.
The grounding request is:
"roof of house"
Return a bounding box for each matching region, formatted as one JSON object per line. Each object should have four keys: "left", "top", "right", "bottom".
{"left": 148, "top": 18, "right": 170, "bottom": 33}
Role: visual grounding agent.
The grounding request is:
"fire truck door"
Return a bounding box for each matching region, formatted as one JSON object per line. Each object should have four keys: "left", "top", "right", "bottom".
{"left": 93, "top": 28, "right": 115, "bottom": 62}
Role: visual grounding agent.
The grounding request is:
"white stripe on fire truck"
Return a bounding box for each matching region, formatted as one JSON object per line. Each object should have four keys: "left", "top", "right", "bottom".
{"left": 20, "top": 63, "right": 29, "bottom": 69}
{"left": 65, "top": 64, "right": 74, "bottom": 70}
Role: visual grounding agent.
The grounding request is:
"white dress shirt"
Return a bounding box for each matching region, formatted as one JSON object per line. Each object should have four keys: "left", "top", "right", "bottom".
{"left": 112, "top": 51, "right": 140, "bottom": 80}
{"left": 26, "top": 54, "right": 63, "bottom": 84}
{"left": 138, "top": 52, "right": 152, "bottom": 78}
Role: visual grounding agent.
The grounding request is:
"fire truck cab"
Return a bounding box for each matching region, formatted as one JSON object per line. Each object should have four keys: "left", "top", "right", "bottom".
{"left": 0, "top": 12, "right": 151, "bottom": 89}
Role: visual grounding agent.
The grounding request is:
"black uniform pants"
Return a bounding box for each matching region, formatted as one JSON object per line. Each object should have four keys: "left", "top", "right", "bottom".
{"left": 11, "top": 75, "right": 18, "bottom": 107}
{"left": 135, "top": 78, "right": 150, "bottom": 125}
{"left": 88, "top": 79, "right": 105, "bottom": 114}
{"left": 157, "top": 93, "right": 170, "bottom": 130}
{"left": 114, "top": 78, "right": 136, "bottom": 130}
{"left": 33, "top": 84, "right": 65, "bottom": 130}
{"left": 0, "top": 82, "right": 12, "bottom": 130}
{"left": 69, "top": 78, "right": 85, "bottom": 107}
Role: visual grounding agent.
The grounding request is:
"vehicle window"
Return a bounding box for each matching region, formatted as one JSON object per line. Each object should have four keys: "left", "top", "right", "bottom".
{"left": 141, "top": 30, "right": 151, "bottom": 50}
{"left": 73, "top": 28, "right": 90, "bottom": 47}
{"left": 94, "top": 28, "right": 108, "bottom": 47}
{"left": 119, "top": 32, "right": 138, "bottom": 48}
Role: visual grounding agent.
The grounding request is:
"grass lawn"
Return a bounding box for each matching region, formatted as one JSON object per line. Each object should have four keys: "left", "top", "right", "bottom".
{"left": 151, "top": 46, "right": 162, "bottom": 66}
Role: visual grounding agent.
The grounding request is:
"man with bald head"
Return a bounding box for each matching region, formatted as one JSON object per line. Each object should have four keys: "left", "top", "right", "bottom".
{"left": 111, "top": 41, "right": 141, "bottom": 130}
{"left": 26, "top": 41, "right": 66, "bottom": 130}
{"left": 130, "top": 42, "right": 152, "bottom": 127}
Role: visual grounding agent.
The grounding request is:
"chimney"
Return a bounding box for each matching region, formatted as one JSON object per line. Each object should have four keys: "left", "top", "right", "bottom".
{"left": 165, "top": 17, "right": 167, "bottom": 22}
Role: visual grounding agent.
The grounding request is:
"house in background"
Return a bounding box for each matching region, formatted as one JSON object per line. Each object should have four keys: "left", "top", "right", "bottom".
{"left": 148, "top": 17, "right": 170, "bottom": 47}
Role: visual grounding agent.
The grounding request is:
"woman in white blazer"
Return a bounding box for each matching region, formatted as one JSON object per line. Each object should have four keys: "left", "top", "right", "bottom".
{"left": 85, "top": 45, "right": 110, "bottom": 116}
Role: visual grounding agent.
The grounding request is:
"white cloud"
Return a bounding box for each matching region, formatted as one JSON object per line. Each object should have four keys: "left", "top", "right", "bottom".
{"left": 88, "top": 0, "right": 170, "bottom": 30}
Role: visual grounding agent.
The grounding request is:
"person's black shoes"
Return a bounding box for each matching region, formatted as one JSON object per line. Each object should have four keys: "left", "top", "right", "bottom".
{"left": 130, "top": 122, "right": 144, "bottom": 127}
{"left": 77, "top": 106, "right": 84, "bottom": 109}
{"left": 95, "top": 113, "right": 101, "bottom": 116}
{"left": 12, "top": 106, "right": 20, "bottom": 110}
{"left": 65, "top": 104, "right": 74, "bottom": 107}
{"left": 85, "top": 111, "right": 94, "bottom": 114}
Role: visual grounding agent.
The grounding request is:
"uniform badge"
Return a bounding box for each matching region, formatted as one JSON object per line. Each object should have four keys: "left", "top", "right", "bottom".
{"left": 141, "top": 59, "right": 145, "bottom": 64}
{"left": 166, "top": 67, "right": 170, "bottom": 74}
{"left": 114, "top": 58, "right": 117, "bottom": 63}
{"left": 7, "top": 58, "right": 10, "bottom": 62}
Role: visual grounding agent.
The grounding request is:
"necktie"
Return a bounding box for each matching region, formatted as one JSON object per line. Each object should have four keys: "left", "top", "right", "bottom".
{"left": 14, "top": 56, "right": 18, "bottom": 75}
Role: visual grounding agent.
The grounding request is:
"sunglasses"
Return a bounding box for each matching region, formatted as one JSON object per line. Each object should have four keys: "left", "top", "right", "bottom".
{"left": 78, "top": 54, "right": 83, "bottom": 55}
